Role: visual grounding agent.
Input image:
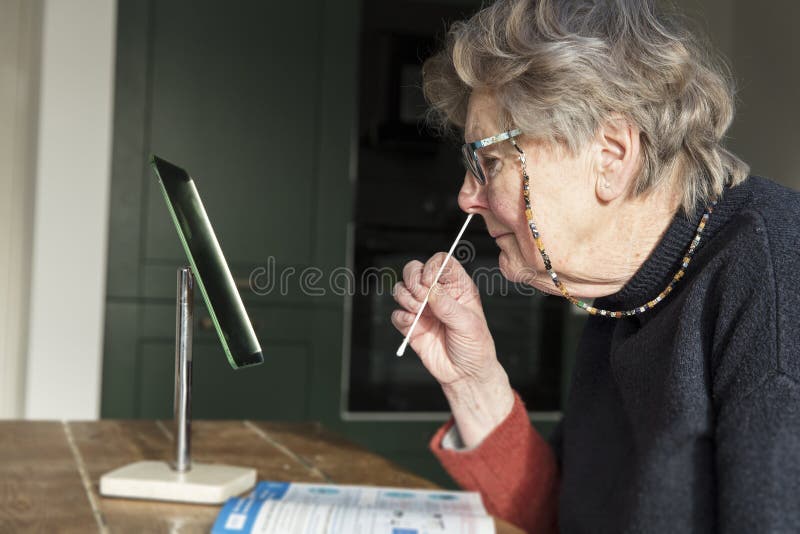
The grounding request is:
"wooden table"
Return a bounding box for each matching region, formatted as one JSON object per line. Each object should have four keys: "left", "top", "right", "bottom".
{"left": 0, "top": 420, "right": 524, "bottom": 533}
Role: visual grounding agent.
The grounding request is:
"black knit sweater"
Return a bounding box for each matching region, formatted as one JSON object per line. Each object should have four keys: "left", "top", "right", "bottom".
{"left": 552, "top": 176, "right": 800, "bottom": 533}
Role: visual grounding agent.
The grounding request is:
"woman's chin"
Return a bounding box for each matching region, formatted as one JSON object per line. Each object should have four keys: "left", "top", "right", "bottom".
{"left": 499, "top": 251, "right": 537, "bottom": 284}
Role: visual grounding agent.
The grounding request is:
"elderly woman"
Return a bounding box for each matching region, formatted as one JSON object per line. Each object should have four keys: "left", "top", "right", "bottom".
{"left": 390, "top": 0, "right": 800, "bottom": 532}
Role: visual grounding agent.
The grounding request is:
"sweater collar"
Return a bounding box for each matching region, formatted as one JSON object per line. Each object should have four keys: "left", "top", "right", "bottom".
{"left": 594, "top": 177, "right": 754, "bottom": 312}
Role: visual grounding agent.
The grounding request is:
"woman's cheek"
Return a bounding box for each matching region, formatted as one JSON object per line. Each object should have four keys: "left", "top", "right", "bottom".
{"left": 487, "top": 194, "right": 522, "bottom": 227}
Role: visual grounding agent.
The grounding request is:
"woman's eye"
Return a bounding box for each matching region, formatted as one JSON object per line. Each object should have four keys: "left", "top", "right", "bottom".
{"left": 482, "top": 156, "right": 502, "bottom": 177}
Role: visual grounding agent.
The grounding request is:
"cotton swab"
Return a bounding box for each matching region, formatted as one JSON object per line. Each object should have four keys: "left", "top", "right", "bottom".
{"left": 396, "top": 213, "right": 474, "bottom": 357}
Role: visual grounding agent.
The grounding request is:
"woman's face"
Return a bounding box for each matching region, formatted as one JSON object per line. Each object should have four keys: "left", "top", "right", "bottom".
{"left": 458, "top": 90, "right": 601, "bottom": 296}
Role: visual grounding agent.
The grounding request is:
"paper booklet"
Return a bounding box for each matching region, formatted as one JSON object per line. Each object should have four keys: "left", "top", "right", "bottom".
{"left": 212, "top": 480, "right": 496, "bottom": 534}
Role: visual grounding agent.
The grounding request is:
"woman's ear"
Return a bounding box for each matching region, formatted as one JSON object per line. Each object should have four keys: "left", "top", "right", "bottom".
{"left": 594, "top": 115, "right": 641, "bottom": 203}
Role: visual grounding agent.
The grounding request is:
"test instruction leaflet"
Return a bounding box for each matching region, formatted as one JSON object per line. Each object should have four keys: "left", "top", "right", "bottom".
{"left": 212, "top": 480, "right": 495, "bottom": 534}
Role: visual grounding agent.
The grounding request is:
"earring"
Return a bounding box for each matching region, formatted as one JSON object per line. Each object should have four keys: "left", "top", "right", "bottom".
{"left": 602, "top": 179, "right": 610, "bottom": 189}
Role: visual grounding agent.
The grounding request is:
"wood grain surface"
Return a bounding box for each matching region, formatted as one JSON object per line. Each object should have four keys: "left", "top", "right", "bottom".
{"left": 0, "top": 421, "right": 524, "bottom": 534}
{"left": 0, "top": 422, "right": 98, "bottom": 532}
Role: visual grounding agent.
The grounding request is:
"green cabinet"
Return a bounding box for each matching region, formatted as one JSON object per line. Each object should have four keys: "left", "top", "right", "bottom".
{"left": 102, "top": 0, "right": 356, "bottom": 424}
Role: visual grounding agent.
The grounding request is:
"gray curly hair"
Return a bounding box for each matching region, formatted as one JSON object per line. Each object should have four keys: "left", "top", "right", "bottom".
{"left": 422, "top": 0, "right": 749, "bottom": 214}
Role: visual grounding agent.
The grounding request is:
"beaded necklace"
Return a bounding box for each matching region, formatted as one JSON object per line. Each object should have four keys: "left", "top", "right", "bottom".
{"left": 511, "top": 140, "right": 717, "bottom": 318}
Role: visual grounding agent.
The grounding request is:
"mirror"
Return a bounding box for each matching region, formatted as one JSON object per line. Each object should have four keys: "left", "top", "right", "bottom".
{"left": 151, "top": 155, "right": 263, "bottom": 369}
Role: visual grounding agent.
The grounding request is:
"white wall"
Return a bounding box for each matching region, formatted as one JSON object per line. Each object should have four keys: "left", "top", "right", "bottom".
{"left": 727, "top": 1, "right": 800, "bottom": 189}
{"left": 677, "top": 0, "right": 800, "bottom": 189}
{"left": 0, "top": 0, "right": 41, "bottom": 418}
{"left": 23, "top": 0, "right": 117, "bottom": 420}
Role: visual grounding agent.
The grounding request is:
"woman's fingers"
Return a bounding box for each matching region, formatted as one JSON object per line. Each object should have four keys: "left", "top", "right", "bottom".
{"left": 419, "top": 252, "right": 448, "bottom": 287}
{"left": 403, "top": 254, "right": 469, "bottom": 301}
{"left": 396, "top": 255, "right": 480, "bottom": 321}
{"left": 391, "top": 307, "right": 438, "bottom": 342}
{"left": 402, "top": 260, "right": 428, "bottom": 300}
{"left": 392, "top": 281, "right": 422, "bottom": 314}
{"left": 393, "top": 261, "right": 443, "bottom": 341}
{"left": 420, "top": 252, "right": 479, "bottom": 304}
{"left": 390, "top": 309, "right": 414, "bottom": 333}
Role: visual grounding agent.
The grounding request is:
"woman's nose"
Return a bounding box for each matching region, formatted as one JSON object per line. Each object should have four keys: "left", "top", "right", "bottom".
{"left": 457, "top": 171, "right": 489, "bottom": 214}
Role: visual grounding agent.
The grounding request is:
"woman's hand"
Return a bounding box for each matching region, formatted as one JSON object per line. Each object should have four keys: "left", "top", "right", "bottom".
{"left": 391, "top": 253, "right": 514, "bottom": 447}
{"left": 391, "top": 252, "right": 496, "bottom": 385}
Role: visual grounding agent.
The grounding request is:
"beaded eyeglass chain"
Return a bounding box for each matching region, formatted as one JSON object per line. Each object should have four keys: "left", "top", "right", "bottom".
{"left": 508, "top": 138, "right": 717, "bottom": 318}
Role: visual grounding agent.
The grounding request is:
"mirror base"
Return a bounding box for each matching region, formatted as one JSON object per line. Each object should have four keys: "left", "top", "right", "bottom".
{"left": 100, "top": 460, "right": 256, "bottom": 504}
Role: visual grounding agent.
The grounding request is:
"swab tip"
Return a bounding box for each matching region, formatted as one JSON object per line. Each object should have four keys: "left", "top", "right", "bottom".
{"left": 396, "top": 339, "right": 408, "bottom": 357}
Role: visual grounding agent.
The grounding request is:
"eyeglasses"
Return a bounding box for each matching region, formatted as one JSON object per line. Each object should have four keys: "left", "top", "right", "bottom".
{"left": 461, "top": 128, "right": 522, "bottom": 185}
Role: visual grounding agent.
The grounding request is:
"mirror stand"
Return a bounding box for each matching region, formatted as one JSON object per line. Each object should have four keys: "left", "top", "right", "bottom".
{"left": 99, "top": 267, "right": 256, "bottom": 504}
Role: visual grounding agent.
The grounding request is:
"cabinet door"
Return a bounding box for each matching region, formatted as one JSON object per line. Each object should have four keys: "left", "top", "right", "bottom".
{"left": 102, "top": 0, "right": 353, "bottom": 421}
{"left": 135, "top": 303, "right": 311, "bottom": 420}
{"left": 141, "top": 0, "right": 320, "bottom": 299}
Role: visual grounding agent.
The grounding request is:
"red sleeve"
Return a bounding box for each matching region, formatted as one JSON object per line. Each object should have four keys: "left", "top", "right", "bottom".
{"left": 429, "top": 391, "right": 560, "bottom": 533}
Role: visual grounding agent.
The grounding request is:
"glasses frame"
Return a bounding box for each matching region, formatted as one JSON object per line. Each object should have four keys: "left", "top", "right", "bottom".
{"left": 461, "top": 128, "right": 523, "bottom": 185}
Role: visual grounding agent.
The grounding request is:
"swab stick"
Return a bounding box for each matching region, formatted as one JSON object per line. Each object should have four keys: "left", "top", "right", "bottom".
{"left": 396, "top": 213, "right": 474, "bottom": 357}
